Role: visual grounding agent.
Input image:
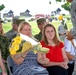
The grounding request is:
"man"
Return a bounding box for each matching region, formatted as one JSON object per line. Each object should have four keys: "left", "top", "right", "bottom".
{"left": 58, "top": 19, "right": 68, "bottom": 41}
{"left": 34, "top": 18, "right": 47, "bottom": 41}
{"left": 67, "top": 1, "right": 76, "bottom": 74}
{"left": 5, "top": 19, "right": 25, "bottom": 42}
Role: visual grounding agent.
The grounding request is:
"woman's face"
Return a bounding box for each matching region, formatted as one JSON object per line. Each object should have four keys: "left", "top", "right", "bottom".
{"left": 45, "top": 27, "right": 55, "bottom": 40}
{"left": 20, "top": 24, "right": 32, "bottom": 37}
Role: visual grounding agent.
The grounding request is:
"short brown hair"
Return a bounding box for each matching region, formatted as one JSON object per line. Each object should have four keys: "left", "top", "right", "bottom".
{"left": 12, "top": 19, "right": 25, "bottom": 26}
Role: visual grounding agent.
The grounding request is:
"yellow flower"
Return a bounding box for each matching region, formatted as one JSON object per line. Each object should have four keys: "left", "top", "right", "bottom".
{"left": 14, "top": 36, "right": 22, "bottom": 40}
{"left": 14, "top": 45, "right": 19, "bottom": 51}
{"left": 58, "top": 15, "right": 63, "bottom": 20}
{"left": 9, "top": 36, "right": 49, "bottom": 56}
{"left": 9, "top": 36, "right": 33, "bottom": 55}
{"left": 12, "top": 40, "right": 21, "bottom": 45}
{"left": 10, "top": 49, "right": 16, "bottom": 55}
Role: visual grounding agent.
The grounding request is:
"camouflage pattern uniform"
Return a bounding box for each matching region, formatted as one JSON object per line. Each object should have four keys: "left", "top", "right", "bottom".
{"left": 34, "top": 18, "right": 47, "bottom": 41}
{"left": 34, "top": 32, "right": 42, "bottom": 41}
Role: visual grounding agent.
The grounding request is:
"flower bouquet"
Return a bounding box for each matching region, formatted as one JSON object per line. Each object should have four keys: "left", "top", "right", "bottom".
{"left": 9, "top": 33, "right": 49, "bottom": 60}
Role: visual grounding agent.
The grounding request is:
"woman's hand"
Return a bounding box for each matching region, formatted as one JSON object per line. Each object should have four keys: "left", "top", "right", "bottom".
{"left": 2, "top": 72, "right": 7, "bottom": 75}
{"left": 59, "top": 62, "right": 68, "bottom": 69}
{"left": 62, "top": 62, "right": 69, "bottom": 69}
{"left": 37, "top": 53, "right": 49, "bottom": 66}
{"left": 41, "top": 53, "right": 49, "bottom": 65}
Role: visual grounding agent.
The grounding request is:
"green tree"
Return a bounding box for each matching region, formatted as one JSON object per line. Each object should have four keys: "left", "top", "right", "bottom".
{"left": 49, "top": 0, "right": 71, "bottom": 11}
{"left": 0, "top": 4, "right": 5, "bottom": 18}
{"left": 0, "top": 4, "right": 5, "bottom": 11}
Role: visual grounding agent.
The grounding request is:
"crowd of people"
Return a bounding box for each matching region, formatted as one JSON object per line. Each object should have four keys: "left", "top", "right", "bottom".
{"left": 0, "top": 16, "right": 76, "bottom": 75}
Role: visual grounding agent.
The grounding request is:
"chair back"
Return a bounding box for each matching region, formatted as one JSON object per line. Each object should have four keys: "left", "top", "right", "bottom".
{"left": 7, "top": 56, "right": 13, "bottom": 75}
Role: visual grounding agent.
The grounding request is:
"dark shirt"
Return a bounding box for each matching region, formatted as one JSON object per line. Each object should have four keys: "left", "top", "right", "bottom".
{"left": 5, "top": 29, "right": 18, "bottom": 42}
{"left": 34, "top": 32, "right": 42, "bottom": 41}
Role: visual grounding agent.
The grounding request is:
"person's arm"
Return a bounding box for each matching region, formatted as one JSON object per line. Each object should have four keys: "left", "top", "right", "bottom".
{"left": 62, "top": 48, "right": 69, "bottom": 64}
{"left": 12, "top": 52, "right": 28, "bottom": 65}
{"left": 66, "top": 52, "right": 74, "bottom": 60}
{"left": 37, "top": 52, "right": 67, "bottom": 68}
{"left": 37, "top": 52, "right": 49, "bottom": 65}
{"left": 0, "top": 51, "right": 7, "bottom": 75}
{"left": 64, "top": 38, "right": 74, "bottom": 60}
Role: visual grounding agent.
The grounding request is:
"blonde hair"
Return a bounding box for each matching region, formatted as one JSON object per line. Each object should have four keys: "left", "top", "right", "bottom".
{"left": 42, "top": 24, "right": 60, "bottom": 45}
{"left": 18, "top": 21, "right": 31, "bottom": 33}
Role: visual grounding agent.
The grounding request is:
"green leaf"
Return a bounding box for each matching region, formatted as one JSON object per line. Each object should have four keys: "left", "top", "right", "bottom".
{"left": 0, "top": 4, "right": 5, "bottom": 11}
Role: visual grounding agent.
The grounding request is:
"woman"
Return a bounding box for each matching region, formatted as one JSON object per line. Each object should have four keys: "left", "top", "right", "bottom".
{"left": 0, "top": 51, "right": 7, "bottom": 75}
{"left": 37, "top": 24, "right": 69, "bottom": 75}
{"left": 11, "top": 21, "right": 48, "bottom": 75}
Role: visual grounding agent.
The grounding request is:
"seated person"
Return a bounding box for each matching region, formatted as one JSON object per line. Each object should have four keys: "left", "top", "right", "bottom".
{"left": 34, "top": 18, "right": 47, "bottom": 41}
{"left": 37, "top": 24, "right": 69, "bottom": 75}
{"left": 9, "top": 21, "right": 48, "bottom": 75}
{"left": 65, "top": 28, "right": 76, "bottom": 75}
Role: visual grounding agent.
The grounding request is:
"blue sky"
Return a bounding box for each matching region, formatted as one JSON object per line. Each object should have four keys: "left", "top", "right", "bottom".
{"left": 0, "top": 0, "right": 68, "bottom": 15}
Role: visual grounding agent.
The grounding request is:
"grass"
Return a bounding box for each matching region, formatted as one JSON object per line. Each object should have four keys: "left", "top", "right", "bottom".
{"left": 3, "top": 20, "right": 73, "bottom": 36}
{"left": 3, "top": 22, "right": 12, "bottom": 33}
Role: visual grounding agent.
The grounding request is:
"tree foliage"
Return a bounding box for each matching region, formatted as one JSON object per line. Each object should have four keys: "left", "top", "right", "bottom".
{"left": 0, "top": 4, "right": 5, "bottom": 11}
{"left": 49, "top": 0, "right": 71, "bottom": 11}
{"left": 61, "top": 2, "right": 71, "bottom": 11}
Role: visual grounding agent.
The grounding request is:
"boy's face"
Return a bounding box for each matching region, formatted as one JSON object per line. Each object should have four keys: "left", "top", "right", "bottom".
{"left": 66, "top": 31, "right": 74, "bottom": 40}
{"left": 38, "top": 22, "right": 46, "bottom": 32}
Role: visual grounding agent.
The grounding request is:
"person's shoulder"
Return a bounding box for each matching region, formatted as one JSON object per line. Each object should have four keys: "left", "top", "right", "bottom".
{"left": 6, "top": 29, "right": 13, "bottom": 34}
{"left": 34, "top": 33, "right": 40, "bottom": 37}
{"left": 6, "top": 29, "right": 16, "bottom": 36}
{"left": 34, "top": 32, "right": 42, "bottom": 41}
{"left": 59, "top": 41, "right": 64, "bottom": 47}
{"left": 64, "top": 37, "right": 71, "bottom": 43}
{"left": 40, "top": 40, "right": 45, "bottom": 45}
{"left": 60, "top": 41, "right": 63, "bottom": 45}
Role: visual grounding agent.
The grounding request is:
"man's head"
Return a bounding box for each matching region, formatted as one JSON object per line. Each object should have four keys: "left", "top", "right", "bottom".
{"left": 66, "top": 29, "right": 74, "bottom": 40}
{"left": 12, "top": 19, "right": 25, "bottom": 31}
{"left": 37, "top": 18, "right": 47, "bottom": 32}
